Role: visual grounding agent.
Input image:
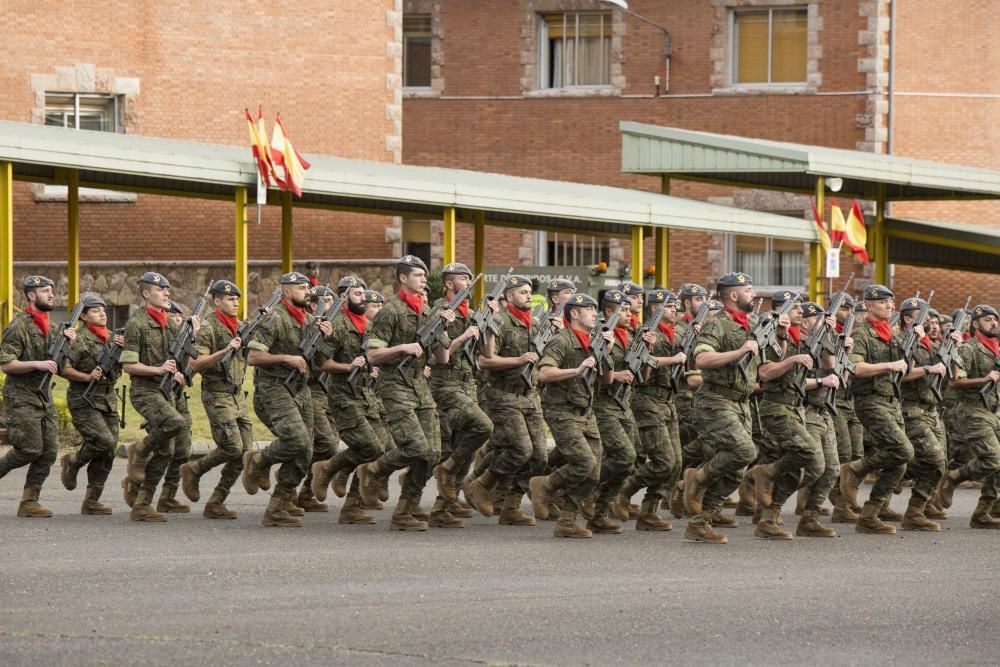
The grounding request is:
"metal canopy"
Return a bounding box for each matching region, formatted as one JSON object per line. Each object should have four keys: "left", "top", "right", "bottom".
{"left": 620, "top": 121, "right": 1000, "bottom": 201}
{"left": 886, "top": 217, "right": 1000, "bottom": 274}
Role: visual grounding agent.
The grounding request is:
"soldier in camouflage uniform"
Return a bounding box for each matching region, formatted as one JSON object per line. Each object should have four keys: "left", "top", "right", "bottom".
{"left": 243, "top": 271, "right": 329, "bottom": 527}
{"left": 119, "top": 272, "right": 193, "bottom": 522}
{"left": 684, "top": 272, "right": 761, "bottom": 544}
{"left": 356, "top": 255, "right": 453, "bottom": 531}
{"left": 529, "top": 293, "right": 614, "bottom": 538}
{"left": 60, "top": 293, "right": 123, "bottom": 515}
{"left": 938, "top": 305, "right": 974, "bottom": 519}
{"left": 0, "top": 275, "right": 77, "bottom": 517}
{"left": 936, "top": 304, "right": 1000, "bottom": 528}
{"left": 156, "top": 300, "right": 194, "bottom": 514}
{"left": 827, "top": 293, "right": 865, "bottom": 523}
{"left": 470, "top": 274, "right": 549, "bottom": 525}
{"left": 614, "top": 288, "right": 687, "bottom": 531}
{"left": 839, "top": 284, "right": 913, "bottom": 535}
{"left": 181, "top": 280, "right": 254, "bottom": 520}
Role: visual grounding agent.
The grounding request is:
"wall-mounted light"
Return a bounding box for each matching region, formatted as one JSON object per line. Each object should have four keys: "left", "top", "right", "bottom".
{"left": 599, "top": 0, "right": 672, "bottom": 95}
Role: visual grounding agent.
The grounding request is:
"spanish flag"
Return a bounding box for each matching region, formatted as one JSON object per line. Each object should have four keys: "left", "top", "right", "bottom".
{"left": 829, "top": 199, "right": 847, "bottom": 244}
{"left": 270, "top": 114, "right": 311, "bottom": 197}
{"left": 245, "top": 106, "right": 275, "bottom": 187}
{"left": 811, "top": 200, "right": 831, "bottom": 252}
{"left": 843, "top": 199, "right": 870, "bottom": 264}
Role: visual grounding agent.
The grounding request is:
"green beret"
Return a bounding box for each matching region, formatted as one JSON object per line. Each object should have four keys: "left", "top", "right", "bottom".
{"left": 210, "top": 280, "right": 241, "bottom": 297}
{"left": 22, "top": 275, "right": 54, "bottom": 289}
{"left": 336, "top": 276, "right": 366, "bottom": 292}
{"left": 547, "top": 278, "right": 575, "bottom": 293}
{"left": 617, "top": 281, "right": 644, "bottom": 296}
{"left": 770, "top": 290, "right": 802, "bottom": 307}
{"left": 166, "top": 301, "right": 183, "bottom": 314}
{"left": 441, "top": 262, "right": 472, "bottom": 277}
{"left": 565, "top": 293, "right": 598, "bottom": 310}
{"left": 863, "top": 284, "right": 894, "bottom": 301}
{"left": 364, "top": 289, "right": 384, "bottom": 305}
{"left": 972, "top": 304, "right": 999, "bottom": 320}
{"left": 707, "top": 300, "right": 724, "bottom": 311}
{"left": 927, "top": 308, "right": 940, "bottom": 320}
{"left": 309, "top": 285, "right": 334, "bottom": 301}
{"left": 138, "top": 272, "right": 169, "bottom": 288}
{"left": 280, "top": 272, "right": 311, "bottom": 286}
{"left": 79, "top": 292, "right": 106, "bottom": 311}
{"left": 506, "top": 275, "right": 532, "bottom": 291}
{"left": 646, "top": 288, "right": 675, "bottom": 305}
{"left": 717, "top": 272, "right": 753, "bottom": 288}
{"left": 397, "top": 255, "right": 428, "bottom": 272}
{"left": 800, "top": 302, "right": 824, "bottom": 318}
{"left": 602, "top": 289, "right": 626, "bottom": 306}
{"left": 830, "top": 292, "right": 856, "bottom": 309}
{"left": 679, "top": 283, "right": 708, "bottom": 299}
{"left": 898, "top": 297, "right": 928, "bottom": 314}
{"left": 854, "top": 301, "right": 868, "bottom": 313}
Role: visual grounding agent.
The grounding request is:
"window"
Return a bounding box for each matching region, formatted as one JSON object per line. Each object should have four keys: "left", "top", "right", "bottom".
{"left": 403, "top": 15, "right": 432, "bottom": 88}
{"left": 545, "top": 233, "right": 609, "bottom": 267}
{"left": 539, "top": 13, "right": 612, "bottom": 89}
{"left": 732, "top": 8, "right": 807, "bottom": 85}
{"left": 728, "top": 235, "right": 805, "bottom": 287}
{"left": 403, "top": 220, "right": 432, "bottom": 267}
{"left": 44, "top": 93, "right": 120, "bottom": 132}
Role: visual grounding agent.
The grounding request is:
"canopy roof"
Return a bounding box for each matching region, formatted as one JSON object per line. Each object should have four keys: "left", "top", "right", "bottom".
{"left": 886, "top": 217, "right": 1000, "bottom": 274}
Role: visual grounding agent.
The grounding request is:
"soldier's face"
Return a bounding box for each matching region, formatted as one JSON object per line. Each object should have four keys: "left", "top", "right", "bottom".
{"left": 685, "top": 295, "right": 705, "bottom": 315}
{"left": 800, "top": 315, "right": 820, "bottom": 334}
{"left": 606, "top": 303, "right": 628, "bottom": 326}
{"left": 144, "top": 285, "right": 170, "bottom": 309}
{"left": 170, "top": 312, "right": 183, "bottom": 326}
{"left": 365, "top": 302, "right": 382, "bottom": 321}
{"left": 788, "top": 303, "right": 803, "bottom": 325}
{"left": 553, "top": 288, "right": 575, "bottom": 305}
{"left": 28, "top": 286, "right": 55, "bottom": 311}
{"left": 399, "top": 268, "right": 426, "bottom": 294}
{"left": 663, "top": 304, "right": 678, "bottom": 322}
{"left": 82, "top": 306, "right": 107, "bottom": 326}
{"left": 214, "top": 295, "right": 239, "bottom": 317}
{"left": 284, "top": 284, "right": 310, "bottom": 307}
{"left": 628, "top": 294, "right": 643, "bottom": 314}
{"left": 868, "top": 298, "right": 893, "bottom": 321}
{"left": 574, "top": 305, "right": 598, "bottom": 329}
{"left": 980, "top": 315, "right": 999, "bottom": 337}
{"left": 734, "top": 286, "right": 755, "bottom": 312}
{"left": 836, "top": 304, "right": 851, "bottom": 324}
{"left": 445, "top": 274, "right": 471, "bottom": 293}
{"left": 927, "top": 318, "right": 941, "bottom": 338}
{"left": 507, "top": 285, "right": 533, "bottom": 310}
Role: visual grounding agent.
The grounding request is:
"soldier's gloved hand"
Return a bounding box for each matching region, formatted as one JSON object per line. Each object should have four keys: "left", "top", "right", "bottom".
{"left": 550, "top": 317, "right": 565, "bottom": 331}
{"left": 926, "top": 362, "right": 946, "bottom": 377}
{"left": 89, "top": 367, "right": 104, "bottom": 382}
{"left": 742, "top": 340, "right": 760, "bottom": 356}
{"left": 36, "top": 360, "right": 59, "bottom": 374}
{"left": 351, "top": 356, "right": 367, "bottom": 368}
{"left": 227, "top": 337, "right": 243, "bottom": 351}
{"left": 601, "top": 330, "right": 614, "bottom": 345}
{"left": 401, "top": 342, "right": 424, "bottom": 358}
{"left": 641, "top": 331, "right": 656, "bottom": 346}
{"left": 114, "top": 334, "right": 125, "bottom": 347}
{"left": 318, "top": 321, "right": 333, "bottom": 337}
{"left": 160, "top": 359, "right": 178, "bottom": 375}
{"left": 63, "top": 327, "right": 77, "bottom": 343}
{"left": 821, "top": 374, "right": 840, "bottom": 389}
{"left": 173, "top": 371, "right": 185, "bottom": 386}
{"left": 441, "top": 309, "right": 456, "bottom": 324}
{"left": 519, "top": 352, "right": 539, "bottom": 365}
{"left": 793, "top": 354, "right": 814, "bottom": 370}
{"left": 615, "top": 370, "right": 635, "bottom": 385}
{"left": 576, "top": 356, "right": 597, "bottom": 376}
{"left": 286, "top": 355, "right": 308, "bottom": 373}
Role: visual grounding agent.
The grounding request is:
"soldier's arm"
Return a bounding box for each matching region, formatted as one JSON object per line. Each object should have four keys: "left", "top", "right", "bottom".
{"left": 120, "top": 319, "right": 174, "bottom": 377}
{"left": 850, "top": 332, "right": 906, "bottom": 378}
{"left": 478, "top": 325, "right": 536, "bottom": 370}
{"left": 949, "top": 344, "right": 993, "bottom": 388}
{"left": 61, "top": 345, "right": 96, "bottom": 382}
{"left": 537, "top": 337, "right": 591, "bottom": 384}
{"left": 692, "top": 321, "right": 755, "bottom": 370}
{"left": 366, "top": 307, "right": 419, "bottom": 365}
{"left": 0, "top": 324, "right": 54, "bottom": 375}
{"left": 190, "top": 323, "right": 239, "bottom": 373}
{"left": 758, "top": 344, "right": 811, "bottom": 382}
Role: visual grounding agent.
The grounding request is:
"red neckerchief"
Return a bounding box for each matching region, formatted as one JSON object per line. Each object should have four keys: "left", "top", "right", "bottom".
{"left": 976, "top": 332, "right": 1000, "bottom": 358}
{"left": 570, "top": 325, "right": 591, "bottom": 351}
{"left": 308, "top": 276, "right": 319, "bottom": 287}
{"left": 683, "top": 312, "right": 694, "bottom": 323}
{"left": 398, "top": 289, "right": 423, "bottom": 315}
{"left": 283, "top": 299, "right": 306, "bottom": 327}
{"left": 215, "top": 312, "right": 238, "bottom": 336}
{"left": 613, "top": 325, "right": 629, "bottom": 349}
{"left": 507, "top": 304, "right": 532, "bottom": 329}
{"left": 870, "top": 319, "right": 892, "bottom": 343}
{"left": 786, "top": 324, "right": 801, "bottom": 346}
{"left": 835, "top": 322, "right": 844, "bottom": 334}
{"left": 630, "top": 315, "right": 639, "bottom": 330}
{"left": 658, "top": 322, "right": 675, "bottom": 344}
{"left": 724, "top": 307, "right": 749, "bottom": 331}
{"left": 456, "top": 300, "right": 469, "bottom": 319}
{"left": 145, "top": 305, "right": 167, "bottom": 329}
{"left": 343, "top": 305, "right": 367, "bottom": 335}
{"left": 25, "top": 307, "right": 49, "bottom": 336}
{"left": 919, "top": 335, "right": 932, "bottom": 351}
{"left": 85, "top": 323, "right": 109, "bottom": 343}
{"left": 964, "top": 331, "right": 972, "bottom": 341}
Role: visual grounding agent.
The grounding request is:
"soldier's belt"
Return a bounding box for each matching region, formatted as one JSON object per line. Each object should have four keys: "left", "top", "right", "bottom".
{"left": 762, "top": 393, "right": 803, "bottom": 408}
{"left": 489, "top": 381, "right": 532, "bottom": 396}
{"left": 202, "top": 381, "right": 241, "bottom": 394}
{"left": 430, "top": 367, "right": 474, "bottom": 382}
{"left": 636, "top": 384, "right": 673, "bottom": 401}
{"left": 544, "top": 403, "right": 590, "bottom": 417}
{"left": 853, "top": 392, "right": 898, "bottom": 405}
{"left": 702, "top": 382, "right": 751, "bottom": 403}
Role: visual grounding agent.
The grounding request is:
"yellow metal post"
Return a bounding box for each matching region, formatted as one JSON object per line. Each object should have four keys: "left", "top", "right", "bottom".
{"left": 281, "top": 190, "right": 293, "bottom": 273}
{"left": 875, "top": 184, "right": 888, "bottom": 285}
{"left": 235, "top": 187, "right": 248, "bottom": 320}
{"left": 0, "top": 161, "right": 12, "bottom": 326}
{"left": 443, "top": 206, "right": 456, "bottom": 267}
{"left": 67, "top": 169, "right": 80, "bottom": 306}
{"left": 656, "top": 174, "right": 670, "bottom": 287}
{"left": 473, "top": 210, "right": 485, "bottom": 303}
{"left": 811, "top": 176, "right": 825, "bottom": 303}
{"left": 631, "top": 226, "right": 644, "bottom": 285}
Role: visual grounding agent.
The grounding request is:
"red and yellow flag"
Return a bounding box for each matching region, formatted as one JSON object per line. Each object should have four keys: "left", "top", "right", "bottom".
{"left": 270, "top": 114, "right": 311, "bottom": 197}
{"left": 844, "top": 199, "right": 869, "bottom": 264}
{"left": 829, "top": 199, "right": 847, "bottom": 244}
{"left": 245, "top": 106, "right": 275, "bottom": 187}
{"left": 811, "top": 200, "right": 831, "bottom": 252}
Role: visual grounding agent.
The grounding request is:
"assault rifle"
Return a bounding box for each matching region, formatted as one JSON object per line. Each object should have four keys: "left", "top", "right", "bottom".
{"left": 346, "top": 330, "right": 370, "bottom": 397}
{"left": 890, "top": 291, "right": 934, "bottom": 399}
{"left": 398, "top": 274, "right": 483, "bottom": 378}
{"left": 82, "top": 327, "right": 125, "bottom": 409}
{"left": 38, "top": 300, "right": 85, "bottom": 403}
{"left": 737, "top": 291, "right": 802, "bottom": 383}
{"left": 579, "top": 312, "right": 620, "bottom": 395}
{"left": 669, "top": 302, "right": 709, "bottom": 391}
{"left": 795, "top": 275, "right": 855, "bottom": 396}
{"left": 460, "top": 268, "right": 511, "bottom": 368}
{"left": 283, "top": 294, "right": 345, "bottom": 394}
{"left": 931, "top": 296, "right": 971, "bottom": 402}
{"left": 610, "top": 303, "right": 667, "bottom": 409}
{"left": 219, "top": 288, "right": 282, "bottom": 383}
{"left": 518, "top": 296, "right": 570, "bottom": 391}
{"left": 159, "top": 284, "right": 213, "bottom": 399}
{"left": 825, "top": 310, "right": 857, "bottom": 415}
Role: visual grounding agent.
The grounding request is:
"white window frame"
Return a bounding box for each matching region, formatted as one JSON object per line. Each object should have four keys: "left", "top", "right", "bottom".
{"left": 729, "top": 6, "right": 808, "bottom": 88}
{"left": 725, "top": 233, "right": 806, "bottom": 292}
{"left": 538, "top": 12, "right": 612, "bottom": 90}
{"left": 44, "top": 92, "right": 122, "bottom": 132}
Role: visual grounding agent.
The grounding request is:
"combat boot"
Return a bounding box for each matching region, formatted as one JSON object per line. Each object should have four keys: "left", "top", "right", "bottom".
{"left": 447, "top": 499, "right": 475, "bottom": 519}
{"left": 16, "top": 486, "right": 52, "bottom": 518}
{"left": 491, "top": 484, "right": 509, "bottom": 513}
{"left": 262, "top": 491, "right": 302, "bottom": 527}
{"left": 433, "top": 461, "right": 458, "bottom": 502}
{"left": 668, "top": 482, "right": 686, "bottom": 519}
{"left": 636, "top": 497, "right": 672, "bottom": 531}
{"left": 708, "top": 507, "right": 738, "bottom": 528}
{"left": 241, "top": 451, "right": 271, "bottom": 495}
{"left": 544, "top": 500, "right": 561, "bottom": 520}
{"left": 60, "top": 452, "right": 81, "bottom": 491}
{"left": 723, "top": 494, "right": 738, "bottom": 508}
{"left": 528, "top": 474, "right": 555, "bottom": 520}
{"left": 121, "top": 476, "right": 138, "bottom": 508}
{"left": 924, "top": 495, "right": 949, "bottom": 521}
{"left": 126, "top": 437, "right": 150, "bottom": 484}
{"left": 360, "top": 496, "right": 384, "bottom": 511}
{"left": 856, "top": 500, "right": 895, "bottom": 534}
{"left": 156, "top": 484, "right": 190, "bottom": 513}
{"left": 339, "top": 493, "right": 376, "bottom": 524}
{"left": 991, "top": 499, "right": 1000, "bottom": 520}
{"left": 180, "top": 461, "right": 202, "bottom": 502}
{"left": 587, "top": 501, "right": 623, "bottom": 534}
{"left": 611, "top": 477, "right": 642, "bottom": 521}
{"left": 878, "top": 498, "right": 903, "bottom": 522}
{"left": 735, "top": 474, "right": 756, "bottom": 516}
{"left": 796, "top": 509, "right": 836, "bottom": 537}
{"left": 754, "top": 506, "right": 793, "bottom": 540}
{"left": 752, "top": 503, "right": 763, "bottom": 525}
{"left": 203, "top": 489, "right": 238, "bottom": 519}
{"left": 391, "top": 496, "right": 429, "bottom": 531}
{"left": 130, "top": 488, "right": 167, "bottom": 522}
{"left": 554, "top": 508, "right": 592, "bottom": 538}
{"left": 839, "top": 459, "right": 868, "bottom": 507}
{"left": 579, "top": 497, "right": 596, "bottom": 520}
{"left": 356, "top": 460, "right": 387, "bottom": 508}
{"left": 901, "top": 496, "right": 941, "bottom": 531}
{"left": 377, "top": 472, "right": 390, "bottom": 502}
{"left": 683, "top": 513, "right": 727, "bottom": 544}
{"left": 831, "top": 501, "right": 860, "bottom": 524}
{"left": 410, "top": 501, "right": 430, "bottom": 522}
{"left": 429, "top": 497, "right": 465, "bottom": 528}
{"left": 281, "top": 496, "right": 306, "bottom": 517}
{"left": 683, "top": 467, "right": 711, "bottom": 516}
{"left": 309, "top": 459, "right": 335, "bottom": 501}
{"left": 297, "top": 487, "right": 328, "bottom": 512}
{"left": 463, "top": 470, "right": 497, "bottom": 517}
{"left": 81, "top": 486, "right": 112, "bottom": 515}
{"left": 935, "top": 468, "right": 966, "bottom": 509}
{"left": 970, "top": 498, "right": 1000, "bottom": 529}
{"left": 498, "top": 493, "right": 535, "bottom": 526}
{"left": 751, "top": 463, "right": 778, "bottom": 509}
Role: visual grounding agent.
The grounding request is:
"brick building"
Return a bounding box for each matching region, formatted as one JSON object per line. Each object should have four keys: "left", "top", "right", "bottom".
{"left": 401, "top": 0, "right": 1000, "bottom": 308}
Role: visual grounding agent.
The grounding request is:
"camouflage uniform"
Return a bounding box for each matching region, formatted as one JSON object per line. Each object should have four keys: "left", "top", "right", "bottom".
{"left": 593, "top": 328, "right": 637, "bottom": 509}
{"left": 899, "top": 340, "right": 948, "bottom": 501}
{"left": 674, "top": 316, "right": 703, "bottom": 468}
{"left": 300, "top": 373, "right": 339, "bottom": 502}
{"left": 161, "top": 389, "right": 193, "bottom": 508}
{"left": 952, "top": 336, "right": 1000, "bottom": 500}
{"left": 832, "top": 391, "right": 865, "bottom": 463}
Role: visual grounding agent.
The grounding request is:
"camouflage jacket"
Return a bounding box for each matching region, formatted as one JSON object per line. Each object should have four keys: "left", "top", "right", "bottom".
{"left": 248, "top": 302, "right": 313, "bottom": 386}
{"left": 539, "top": 327, "right": 594, "bottom": 410}
{"left": 848, "top": 320, "right": 902, "bottom": 398}
{"left": 66, "top": 325, "right": 118, "bottom": 408}
{"left": 0, "top": 312, "right": 60, "bottom": 407}
{"left": 369, "top": 294, "right": 436, "bottom": 409}
{"left": 486, "top": 308, "right": 538, "bottom": 393}
{"left": 120, "top": 308, "right": 180, "bottom": 391}
{"left": 693, "top": 310, "right": 758, "bottom": 399}
{"left": 957, "top": 336, "right": 997, "bottom": 408}
{"left": 320, "top": 309, "right": 377, "bottom": 407}
{"left": 195, "top": 311, "right": 246, "bottom": 390}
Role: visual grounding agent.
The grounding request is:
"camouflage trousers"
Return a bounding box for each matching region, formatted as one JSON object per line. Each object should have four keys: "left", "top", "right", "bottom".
{"left": 326, "top": 396, "right": 391, "bottom": 494}
{"left": 631, "top": 388, "right": 682, "bottom": 501}
{"left": 302, "top": 385, "right": 340, "bottom": 494}
{"left": 832, "top": 396, "right": 864, "bottom": 463}
{"left": 195, "top": 389, "right": 254, "bottom": 495}
{"left": 593, "top": 402, "right": 638, "bottom": 505}
{"left": 68, "top": 395, "right": 119, "bottom": 491}
{"left": 131, "top": 385, "right": 187, "bottom": 495}
{"left": 951, "top": 403, "right": 1000, "bottom": 501}
{"left": 802, "top": 405, "right": 840, "bottom": 509}
{"left": 759, "top": 401, "right": 823, "bottom": 508}
{"left": 254, "top": 382, "right": 314, "bottom": 495}
{"left": 854, "top": 395, "right": 913, "bottom": 504}
{"left": 942, "top": 400, "right": 969, "bottom": 470}
{"left": 377, "top": 402, "right": 440, "bottom": 501}
{"left": 163, "top": 391, "right": 193, "bottom": 492}
{"left": 901, "top": 402, "right": 947, "bottom": 501}
{"left": 675, "top": 392, "right": 703, "bottom": 469}
{"left": 543, "top": 405, "right": 602, "bottom": 510}
{"left": 692, "top": 392, "right": 757, "bottom": 512}
{"left": 433, "top": 379, "right": 493, "bottom": 471}
{"left": 482, "top": 388, "right": 547, "bottom": 494}
{"left": 0, "top": 399, "right": 59, "bottom": 489}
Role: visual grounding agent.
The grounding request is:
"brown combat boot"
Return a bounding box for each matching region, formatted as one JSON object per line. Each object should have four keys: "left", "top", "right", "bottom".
{"left": 339, "top": 493, "right": 376, "bottom": 524}
{"left": 297, "top": 487, "right": 329, "bottom": 512}
{"left": 447, "top": 499, "right": 474, "bottom": 518}
{"left": 723, "top": 495, "right": 738, "bottom": 508}
{"left": 180, "top": 461, "right": 202, "bottom": 502}
{"left": 121, "top": 476, "right": 138, "bottom": 508}
{"left": 796, "top": 509, "right": 836, "bottom": 537}
{"left": 925, "top": 496, "right": 949, "bottom": 520}
{"left": 310, "top": 459, "right": 335, "bottom": 501}
{"left": 683, "top": 513, "right": 727, "bottom": 544}
{"left": 856, "top": 500, "right": 895, "bottom": 534}
{"left": 668, "top": 481, "right": 687, "bottom": 519}
{"left": 360, "top": 496, "right": 384, "bottom": 511}
{"left": 499, "top": 492, "right": 535, "bottom": 526}
{"left": 81, "top": 486, "right": 112, "bottom": 515}
{"left": 754, "top": 506, "right": 793, "bottom": 540}
{"left": 281, "top": 496, "right": 306, "bottom": 517}
{"left": 156, "top": 485, "right": 190, "bottom": 513}
{"left": 391, "top": 496, "right": 429, "bottom": 531}
{"left": 262, "top": 491, "right": 303, "bottom": 527}
{"left": 839, "top": 459, "right": 868, "bottom": 508}
{"left": 241, "top": 451, "right": 271, "bottom": 495}
{"left": 611, "top": 477, "right": 641, "bottom": 521}
{"left": 130, "top": 488, "right": 167, "bottom": 522}
{"left": 636, "top": 496, "right": 672, "bottom": 531}
{"left": 463, "top": 470, "right": 497, "bottom": 517}
{"left": 878, "top": 498, "right": 903, "bottom": 522}
{"left": 970, "top": 498, "right": 1000, "bottom": 529}
{"left": 683, "top": 467, "right": 710, "bottom": 516}
{"left": 990, "top": 499, "right": 1000, "bottom": 520}
{"left": 60, "top": 452, "right": 81, "bottom": 491}
{"left": 935, "top": 468, "right": 966, "bottom": 509}
{"left": 751, "top": 463, "right": 778, "bottom": 509}
{"left": 554, "top": 508, "right": 592, "bottom": 538}
{"left": 126, "top": 437, "right": 150, "bottom": 484}
{"left": 429, "top": 497, "right": 465, "bottom": 528}
{"left": 203, "top": 489, "right": 238, "bottom": 519}
{"left": 587, "top": 501, "right": 623, "bottom": 534}
{"left": 377, "top": 472, "right": 390, "bottom": 502}
{"left": 409, "top": 501, "right": 430, "bottom": 522}
{"left": 708, "top": 507, "right": 738, "bottom": 528}
{"left": 331, "top": 469, "right": 351, "bottom": 499}
{"left": 735, "top": 474, "right": 756, "bottom": 516}
{"left": 529, "top": 475, "right": 554, "bottom": 520}
{"left": 901, "top": 496, "right": 941, "bottom": 531}
{"left": 16, "top": 486, "right": 52, "bottom": 518}
{"left": 544, "top": 500, "right": 561, "bottom": 520}
{"left": 433, "top": 461, "right": 458, "bottom": 502}
{"left": 356, "top": 461, "right": 386, "bottom": 508}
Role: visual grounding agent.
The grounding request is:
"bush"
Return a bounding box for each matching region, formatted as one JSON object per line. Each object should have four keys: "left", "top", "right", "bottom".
{"left": 426, "top": 269, "right": 444, "bottom": 303}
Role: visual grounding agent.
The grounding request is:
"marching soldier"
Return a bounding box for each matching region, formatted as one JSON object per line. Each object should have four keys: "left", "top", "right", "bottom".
{"left": 529, "top": 293, "right": 614, "bottom": 538}
{"left": 668, "top": 283, "right": 707, "bottom": 518}
{"left": 683, "top": 272, "right": 760, "bottom": 544}
{"left": 119, "top": 273, "right": 192, "bottom": 522}
{"left": 0, "top": 275, "right": 76, "bottom": 517}
{"left": 828, "top": 292, "right": 864, "bottom": 522}
{"left": 60, "top": 293, "right": 123, "bottom": 515}
{"left": 546, "top": 278, "right": 576, "bottom": 310}
{"left": 157, "top": 300, "right": 194, "bottom": 514}
{"left": 617, "top": 281, "right": 644, "bottom": 332}
{"left": 181, "top": 280, "right": 253, "bottom": 519}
